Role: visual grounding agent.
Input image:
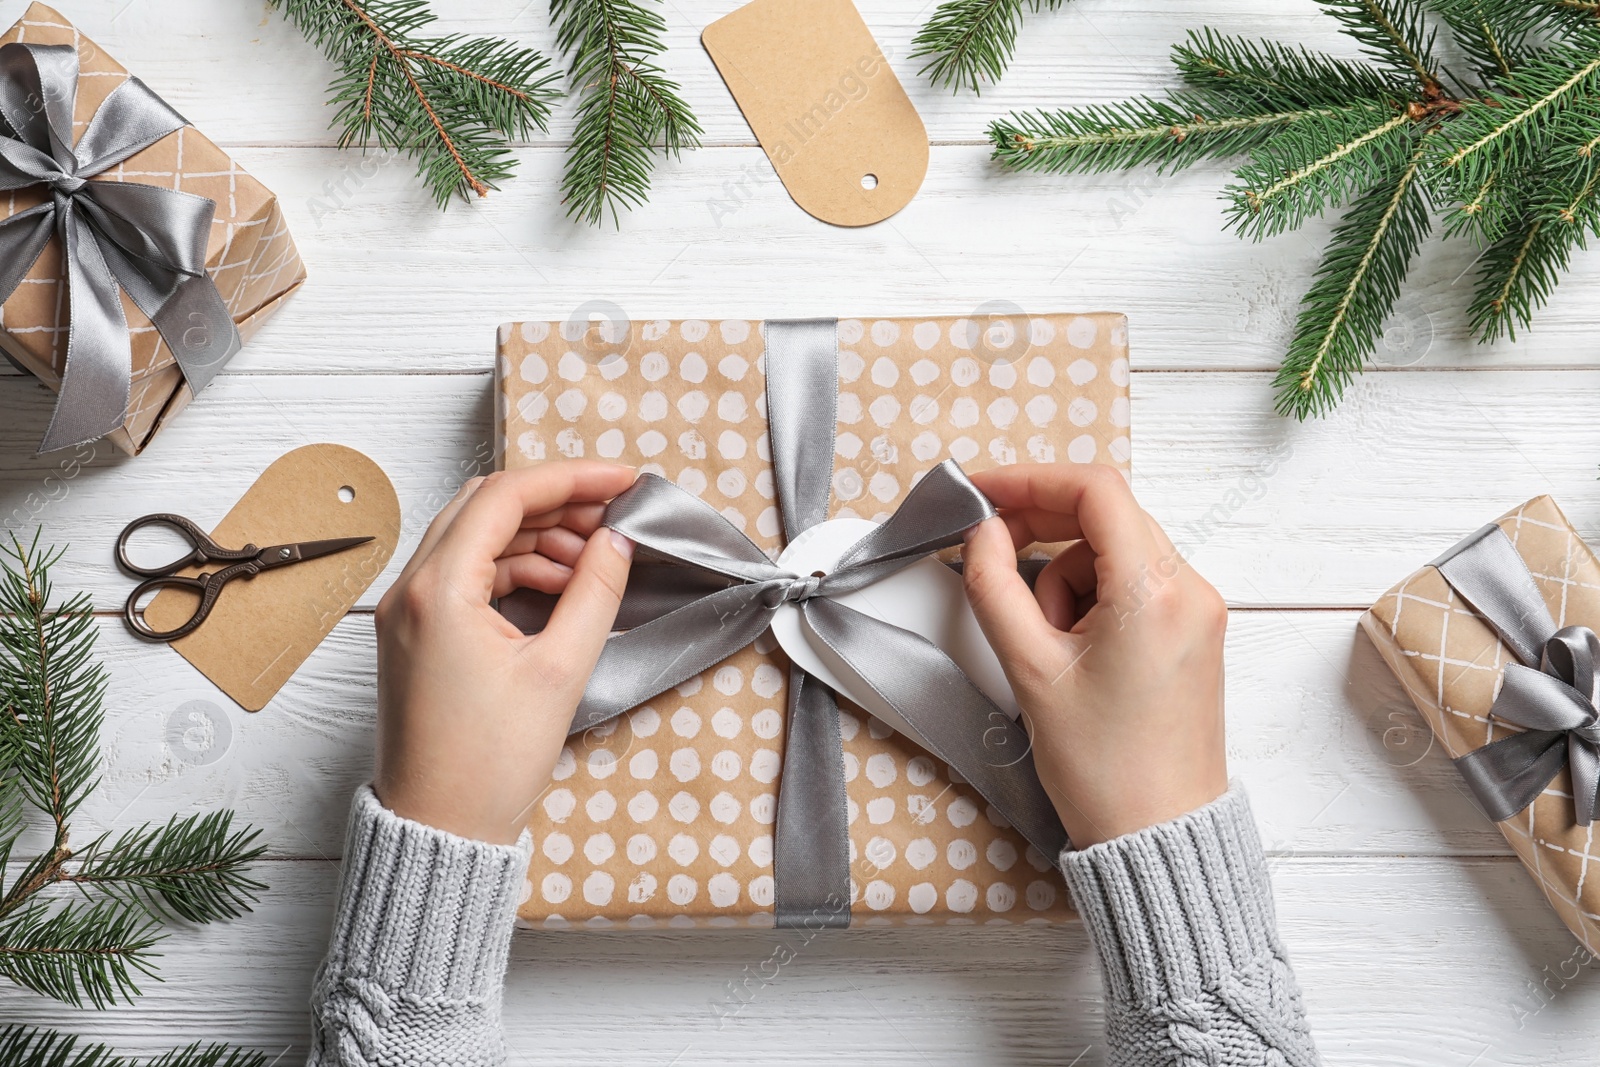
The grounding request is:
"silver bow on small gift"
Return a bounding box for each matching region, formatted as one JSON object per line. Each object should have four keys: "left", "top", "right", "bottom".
{"left": 502, "top": 318, "right": 1068, "bottom": 928}
{"left": 0, "top": 42, "right": 239, "bottom": 453}
{"left": 1433, "top": 523, "right": 1600, "bottom": 824}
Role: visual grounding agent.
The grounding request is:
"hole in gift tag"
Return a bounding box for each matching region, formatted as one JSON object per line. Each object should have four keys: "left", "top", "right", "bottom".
{"left": 338, "top": 485, "right": 356, "bottom": 503}
{"left": 861, "top": 173, "right": 878, "bottom": 190}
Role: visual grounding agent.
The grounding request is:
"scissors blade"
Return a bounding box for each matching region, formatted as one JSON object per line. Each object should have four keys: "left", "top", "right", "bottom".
{"left": 258, "top": 536, "right": 375, "bottom": 569}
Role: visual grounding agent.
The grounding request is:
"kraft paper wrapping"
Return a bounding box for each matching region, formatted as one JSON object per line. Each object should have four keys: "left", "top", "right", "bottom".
{"left": 1362, "top": 496, "right": 1600, "bottom": 949}
{"left": 495, "top": 314, "right": 1131, "bottom": 928}
{"left": 0, "top": 4, "right": 306, "bottom": 456}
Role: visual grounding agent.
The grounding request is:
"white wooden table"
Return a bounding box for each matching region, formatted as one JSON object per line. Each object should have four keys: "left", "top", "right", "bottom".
{"left": 4, "top": 0, "right": 1599, "bottom": 1061}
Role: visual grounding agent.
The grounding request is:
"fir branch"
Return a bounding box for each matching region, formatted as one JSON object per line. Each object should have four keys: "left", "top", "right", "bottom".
{"left": 0, "top": 1026, "right": 266, "bottom": 1067}
{"left": 1276, "top": 142, "right": 1433, "bottom": 416}
{"left": 1427, "top": 0, "right": 1539, "bottom": 80}
{"left": 66, "top": 812, "right": 266, "bottom": 926}
{"left": 1430, "top": 32, "right": 1600, "bottom": 199}
{"left": 0, "top": 900, "right": 160, "bottom": 1007}
{"left": 1319, "top": 0, "right": 1442, "bottom": 89}
{"left": 145, "top": 1045, "right": 269, "bottom": 1067}
{"left": 1226, "top": 104, "right": 1419, "bottom": 238}
{"left": 1469, "top": 213, "right": 1580, "bottom": 339}
{"left": 0, "top": 537, "right": 265, "bottom": 1012}
{"left": 989, "top": 95, "right": 1350, "bottom": 174}
{"left": 911, "top": 0, "right": 1065, "bottom": 94}
{"left": 553, "top": 0, "right": 702, "bottom": 227}
{"left": 0, "top": 535, "right": 103, "bottom": 838}
{"left": 268, "top": 0, "right": 560, "bottom": 206}
{"left": 1173, "top": 28, "right": 1411, "bottom": 107}
{"left": 980, "top": 0, "right": 1600, "bottom": 414}
{"left": 1442, "top": 164, "right": 1526, "bottom": 240}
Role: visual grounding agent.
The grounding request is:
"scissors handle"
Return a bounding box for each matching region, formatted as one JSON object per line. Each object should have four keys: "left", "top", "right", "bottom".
{"left": 123, "top": 560, "right": 260, "bottom": 642}
{"left": 116, "top": 513, "right": 258, "bottom": 578}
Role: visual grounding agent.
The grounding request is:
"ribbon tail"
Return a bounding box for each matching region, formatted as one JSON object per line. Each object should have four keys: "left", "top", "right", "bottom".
{"left": 0, "top": 201, "right": 56, "bottom": 304}
{"left": 1453, "top": 729, "right": 1568, "bottom": 824}
{"left": 1432, "top": 523, "right": 1557, "bottom": 669}
{"left": 75, "top": 181, "right": 239, "bottom": 397}
{"left": 571, "top": 582, "right": 782, "bottom": 733}
{"left": 763, "top": 318, "right": 837, "bottom": 540}
{"left": 1572, "top": 739, "right": 1600, "bottom": 826}
{"left": 773, "top": 666, "right": 852, "bottom": 930}
{"left": 801, "top": 597, "right": 1069, "bottom": 860}
{"left": 146, "top": 269, "right": 240, "bottom": 396}
{"left": 501, "top": 562, "right": 741, "bottom": 634}
{"left": 39, "top": 207, "right": 131, "bottom": 453}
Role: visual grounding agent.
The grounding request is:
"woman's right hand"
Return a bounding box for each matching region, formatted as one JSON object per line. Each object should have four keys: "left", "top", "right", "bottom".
{"left": 961, "top": 464, "right": 1230, "bottom": 849}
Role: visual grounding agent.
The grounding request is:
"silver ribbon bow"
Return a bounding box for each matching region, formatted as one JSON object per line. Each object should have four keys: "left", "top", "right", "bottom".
{"left": 1433, "top": 523, "right": 1600, "bottom": 824}
{"left": 0, "top": 42, "right": 239, "bottom": 453}
{"left": 503, "top": 318, "right": 1067, "bottom": 927}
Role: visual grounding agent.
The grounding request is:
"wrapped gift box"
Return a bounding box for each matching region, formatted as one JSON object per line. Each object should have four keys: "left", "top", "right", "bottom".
{"left": 1362, "top": 496, "right": 1600, "bottom": 949}
{"left": 0, "top": 4, "right": 305, "bottom": 455}
{"left": 495, "top": 314, "right": 1131, "bottom": 928}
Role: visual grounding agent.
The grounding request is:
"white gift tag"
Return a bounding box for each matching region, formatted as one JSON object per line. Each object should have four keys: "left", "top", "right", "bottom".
{"left": 768, "top": 517, "right": 1020, "bottom": 744}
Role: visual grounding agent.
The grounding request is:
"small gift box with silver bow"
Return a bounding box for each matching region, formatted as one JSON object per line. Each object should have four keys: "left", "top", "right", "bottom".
{"left": 1363, "top": 496, "right": 1600, "bottom": 950}
{"left": 0, "top": 4, "right": 305, "bottom": 456}
{"left": 495, "top": 313, "right": 1130, "bottom": 929}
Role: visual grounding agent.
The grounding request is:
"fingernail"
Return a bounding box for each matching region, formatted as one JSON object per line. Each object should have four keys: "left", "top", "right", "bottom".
{"left": 610, "top": 530, "right": 635, "bottom": 559}
{"left": 963, "top": 520, "right": 984, "bottom": 544}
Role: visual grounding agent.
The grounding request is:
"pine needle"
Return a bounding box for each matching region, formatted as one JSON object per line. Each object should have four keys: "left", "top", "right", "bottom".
{"left": 0, "top": 1026, "right": 267, "bottom": 1067}
{"left": 1226, "top": 105, "right": 1417, "bottom": 238}
{"left": 67, "top": 812, "right": 266, "bottom": 925}
{"left": 552, "top": 0, "right": 701, "bottom": 227}
{"left": 1275, "top": 141, "right": 1432, "bottom": 416}
{"left": 1470, "top": 214, "right": 1580, "bottom": 340}
{"left": 1430, "top": 31, "right": 1600, "bottom": 199}
{"left": 989, "top": 95, "right": 1351, "bottom": 175}
{"left": 911, "top": 0, "right": 1066, "bottom": 94}
{"left": 0, "top": 535, "right": 266, "bottom": 1017}
{"left": 268, "top": 0, "right": 560, "bottom": 206}
{"left": 984, "top": 0, "right": 1600, "bottom": 415}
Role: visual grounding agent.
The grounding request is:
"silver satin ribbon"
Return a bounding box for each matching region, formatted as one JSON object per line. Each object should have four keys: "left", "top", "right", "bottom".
{"left": 508, "top": 318, "right": 1068, "bottom": 928}
{"left": 0, "top": 42, "right": 240, "bottom": 452}
{"left": 1432, "top": 523, "right": 1600, "bottom": 824}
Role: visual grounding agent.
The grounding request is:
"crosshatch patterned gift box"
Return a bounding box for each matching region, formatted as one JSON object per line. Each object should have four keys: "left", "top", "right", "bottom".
{"left": 0, "top": 4, "right": 306, "bottom": 456}
{"left": 494, "top": 314, "right": 1131, "bottom": 928}
{"left": 1362, "top": 496, "right": 1600, "bottom": 950}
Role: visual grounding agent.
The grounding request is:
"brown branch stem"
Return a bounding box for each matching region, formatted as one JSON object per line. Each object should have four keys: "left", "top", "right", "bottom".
{"left": 336, "top": 0, "right": 489, "bottom": 197}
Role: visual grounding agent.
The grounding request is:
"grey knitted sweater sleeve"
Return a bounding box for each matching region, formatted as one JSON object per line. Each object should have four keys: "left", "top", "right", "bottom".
{"left": 307, "top": 785, "right": 531, "bottom": 1067}
{"left": 1058, "top": 785, "right": 1320, "bottom": 1066}
{"left": 307, "top": 784, "right": 1314, "bottom": 1066}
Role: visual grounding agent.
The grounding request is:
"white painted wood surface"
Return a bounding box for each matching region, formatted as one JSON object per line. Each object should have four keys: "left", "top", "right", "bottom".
{"left": 2, "top": 0, "right": 1598, "bottom": 1061}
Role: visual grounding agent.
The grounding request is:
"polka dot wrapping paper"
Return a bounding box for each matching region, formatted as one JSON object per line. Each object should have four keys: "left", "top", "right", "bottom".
{"left": 494, "top": 314, "right": 1131, "bottom": 929}
{"left": 0, "top": 4, "right": 306, "bottom": 457}
{"left": 1362, "top": 496, "right": 1600, "bottom": 951}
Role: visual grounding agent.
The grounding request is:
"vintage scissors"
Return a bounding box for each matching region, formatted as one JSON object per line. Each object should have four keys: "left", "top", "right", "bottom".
{"left": 118, "top": 513, "right": 374, "bottom": 642}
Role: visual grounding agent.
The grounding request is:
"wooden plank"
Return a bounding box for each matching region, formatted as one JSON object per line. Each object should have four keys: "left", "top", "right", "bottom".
{"left": 60, "top": 0, "right": 1355, "bottom": 145}
{"left": 211, "top": 144, "right": 1600, "bottom": 376}
{"left": 46, "top": 609, "right": 1500, "bottom": 861}
{"left": 1, "top": 855, "right": 1593, "bottom": 1064}
{"left": 0, "top": 369, "right": 1596, "bottom": 610}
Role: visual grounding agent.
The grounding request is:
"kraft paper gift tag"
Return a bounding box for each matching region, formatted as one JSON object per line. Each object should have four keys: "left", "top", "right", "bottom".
{"left": 143, "top": 444, "right": 400, "bottom": 711}
{"left": 702, "top": 0, "right": 928, "bottom": 226}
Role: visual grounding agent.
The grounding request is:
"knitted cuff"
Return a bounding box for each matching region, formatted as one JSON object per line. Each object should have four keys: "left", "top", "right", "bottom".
{"left": 325, "top": 785, "right": 533, "bottom": 1004}
{"left": 1058, "top": 785, "right": 1282, "bottom": 1008}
